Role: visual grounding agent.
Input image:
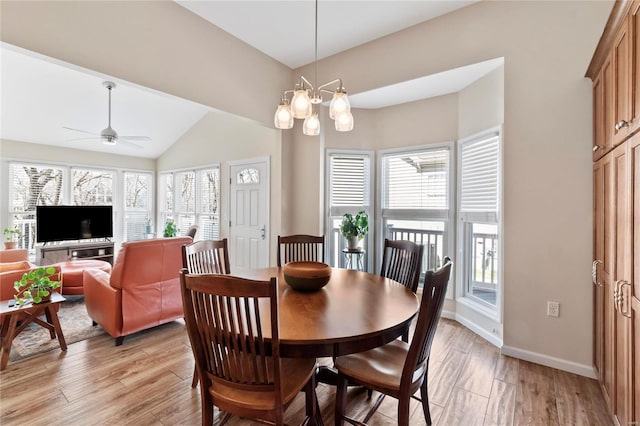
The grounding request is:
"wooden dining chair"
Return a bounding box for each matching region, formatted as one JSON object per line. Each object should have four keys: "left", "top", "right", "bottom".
{"left": 182, "top": 239, "right": 231, "bottom": 276}
{"left": 179, "top": 272, "right": 320, "bottom": 426}
{"left": 380, "top": 238, "right": 424, "bottom": 342}
{"left": 182, "top": 239, "right": 231, "bottom": 388}
{"left": 277, "top": 234, "right": 325, "bottom": 267}
{"left": 334, "top": 257, "right": 452, "bottom": 426}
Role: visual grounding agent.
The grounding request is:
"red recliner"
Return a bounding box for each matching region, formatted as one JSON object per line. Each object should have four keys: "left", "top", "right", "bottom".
{"left": 83, "top": 237, "right": 192, "bottom": 345}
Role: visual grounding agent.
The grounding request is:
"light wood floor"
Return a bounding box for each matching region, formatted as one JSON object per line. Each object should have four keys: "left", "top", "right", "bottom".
{"left": 0, "top": 318, "right": 613, "bottom": 425}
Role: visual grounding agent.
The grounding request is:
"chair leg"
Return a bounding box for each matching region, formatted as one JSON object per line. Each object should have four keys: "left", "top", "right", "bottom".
{"left": 420, "top": 365, "right": 432, "bottom": 425}
{"left": 192, "top": 365, "right": 199, "bottom": 388}
{"left": 335, "top": 374, "right": 348, "bottom": 426}
{"left": 201, "top": 386, "right": 213, "bottom": 426}
{"left": 397, "top": 397, "right": 411, "bottom": 426}
{"left": 304, "top": 373, "right": 319, "bottom": 425}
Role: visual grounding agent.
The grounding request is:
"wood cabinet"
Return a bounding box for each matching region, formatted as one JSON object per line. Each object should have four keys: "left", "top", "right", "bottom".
{"left": 589, "top": 2, "right": 638, "bottom": 424}
{"left": 593, "top": 57, "right": 613, "bottom": 161}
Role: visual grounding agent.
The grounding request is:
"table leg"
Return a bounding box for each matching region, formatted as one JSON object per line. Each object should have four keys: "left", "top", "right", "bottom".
{"left": 44, "top": 308, "right": 56, "bottom": 339}
{"left": 47, "top": 306, "right": 67, "bottom": 351}
{"left": 1, "top": 313, "right": 19, "bottom": 370}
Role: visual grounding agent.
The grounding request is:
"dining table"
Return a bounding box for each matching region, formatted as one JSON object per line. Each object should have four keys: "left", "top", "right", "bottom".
{"left": 234, "top": 266, "right": 420, "bottom": 365}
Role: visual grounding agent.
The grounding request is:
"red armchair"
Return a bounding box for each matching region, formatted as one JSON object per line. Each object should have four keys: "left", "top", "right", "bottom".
{"left": 83, "top": 237, "right": 191, "bottom": 345}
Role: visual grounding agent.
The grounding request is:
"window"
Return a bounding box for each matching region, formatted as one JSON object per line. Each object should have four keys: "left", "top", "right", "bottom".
{"left": 159, "top": 166, "right": 220, "bottom": 240}
{"left": 124, "top": 172, "right": 153, "bottom": 241}
{"left": 457, "top": 128, "right": 501, "bottom": 310}
{"left": 8, "top": 163, "right": 66, "bottom": 251}
{"left": 326, "top": 151, "right": 373, "bottom": 269}
{"left": 380, "top": 144, "right": 453, "bottom": 282}
{"left": 72, "top": 168, "right": 113, "bottom": 205}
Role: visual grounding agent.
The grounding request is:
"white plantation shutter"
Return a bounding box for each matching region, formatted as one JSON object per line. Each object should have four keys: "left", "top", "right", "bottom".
{"left": 382, "top": 148, "right": 449, "bottom": 210}
{"left": 459, "top": 132, "right": 500, "bottom": 221}
{"left": 198, "top": 167, "right": 220, "bottom": 240}
{"left": 124, "top": 172, "right": 153, "bottom": 241}
{"left": 329, "top": 155, "right": 370, "bottom": 214}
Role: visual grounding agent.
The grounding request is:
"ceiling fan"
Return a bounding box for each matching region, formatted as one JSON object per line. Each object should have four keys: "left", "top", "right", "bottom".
{"left": 63, "top": 81, "right": 151, "bottom": 149}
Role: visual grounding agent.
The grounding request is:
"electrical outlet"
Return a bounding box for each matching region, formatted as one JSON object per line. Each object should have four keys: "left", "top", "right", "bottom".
{"left": 547, "top": 301, "right": 560, "bottom": 317}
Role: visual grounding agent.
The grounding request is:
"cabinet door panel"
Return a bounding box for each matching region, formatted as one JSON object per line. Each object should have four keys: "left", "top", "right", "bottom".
{"left": 614, "top": 20, "right": 632, "bottom": 145}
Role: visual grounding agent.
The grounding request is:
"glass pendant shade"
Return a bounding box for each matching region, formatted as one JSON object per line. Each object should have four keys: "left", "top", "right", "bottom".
{"left": 329, "top": 91, "right": 350, "bottom": 119}
{"left": 274, "top": 102, "right": 293, "bottom": 129}
{"left": 303, "top": 113, "right": 320, "bottom": 136}
{"left": 335, "top": 111, "right": 354, "bottom": 132}
{"left": 291, "top": 89, "right": 312, "bottom": 119}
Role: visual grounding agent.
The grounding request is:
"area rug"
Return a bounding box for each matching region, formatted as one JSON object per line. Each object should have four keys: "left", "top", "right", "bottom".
{"left": 8, "top": 296, "right": 106, "bottom": 362}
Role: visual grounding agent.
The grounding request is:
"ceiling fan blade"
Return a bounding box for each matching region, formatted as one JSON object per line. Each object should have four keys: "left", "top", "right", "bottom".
{"left": 118, "top": 139, "right": 144, "bottom": 149}
{"left": 65, "top": 137, "right": 102, "bottom": 142}
{"left": 118, "top": 135, "right": 152, "bottom": 142}
{"left": 62, "top": 126, "right": 99, "bottom": 136}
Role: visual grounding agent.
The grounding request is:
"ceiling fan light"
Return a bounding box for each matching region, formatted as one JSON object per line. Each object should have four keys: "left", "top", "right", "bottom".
{"left": 102, "top": 135, "right": 116, "bottom": 145}
{"left": 291, "top": 88, "right": 312, "bottom": 119}
{"left": 335, "top": 110, "right": 354, "bottom": 132}
{"left": 274, "top": 101, "right": 294, "bottom": 129}
{"left": 303, "top": 113, "right": 320, "bottom": 136}
{"left": 329, "top": 90, "right": 350, "bottom": 120}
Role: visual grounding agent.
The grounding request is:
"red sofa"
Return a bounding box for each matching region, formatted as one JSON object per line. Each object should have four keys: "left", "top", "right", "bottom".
{"left": 83, "top": 237, "right": 192, "bottom": 345}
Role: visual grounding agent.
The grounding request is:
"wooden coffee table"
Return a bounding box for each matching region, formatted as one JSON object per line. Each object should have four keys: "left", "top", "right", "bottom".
{"left": 0, "top": 292, "right": 67, "bottom": 370}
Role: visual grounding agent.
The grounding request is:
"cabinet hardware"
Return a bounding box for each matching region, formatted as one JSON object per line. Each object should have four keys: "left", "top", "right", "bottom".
{"left": 592, "top": 145, "right": 602, "bottom": 152}
{"left": 592, "top": 260, "right": 603, "bottom": 287}
{"left": 618, "top": 281, "right": 632, "bottom": 318}
{"left": 615, "top": 120, "right": 629, "bottom": 131}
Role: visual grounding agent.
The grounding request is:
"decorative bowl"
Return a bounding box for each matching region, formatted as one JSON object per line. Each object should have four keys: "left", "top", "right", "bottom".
{"left": 282, "top": 261, "right": 332, "bottom": 291}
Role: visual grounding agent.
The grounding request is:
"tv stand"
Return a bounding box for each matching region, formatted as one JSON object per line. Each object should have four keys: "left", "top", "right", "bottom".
{"left": 36, "top": 241, "right": 114, "bottom": 265}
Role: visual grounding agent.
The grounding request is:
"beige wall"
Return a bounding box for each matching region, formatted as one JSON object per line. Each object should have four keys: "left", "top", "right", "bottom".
{"left": 458, "top": 65, "right": 505, "bottom": 139}
{"left": 292, "top": 0, "right": 611, "bottom": 371}
{"left": 0, "top": 1, "right": 291, "bottom": 126}
{"left": 157, "top": 111, "right": 282, "bottom": 266}
{"left": 0, "top": 0, "right": 614, "bottom": 373}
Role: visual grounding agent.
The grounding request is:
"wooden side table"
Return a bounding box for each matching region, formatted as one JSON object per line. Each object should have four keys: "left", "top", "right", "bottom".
{"left": 0, "top": 292, "right": 67, "bottom": 370}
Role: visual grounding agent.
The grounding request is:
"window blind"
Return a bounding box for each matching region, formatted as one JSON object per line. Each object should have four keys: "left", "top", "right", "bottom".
{"left": 329, "top": 155, "right": 370, "bottom": 211}
{"left": 459, "top": 134, "right": 500, "bottom": 219}
{"left": 124, "top": 172, "right": 153, "bottom": 241}
{"left": 72, "top": 168, "right": 114, "bottom": 205}
{"left": 382, "top": 148, "right": 449, "bottom": 210}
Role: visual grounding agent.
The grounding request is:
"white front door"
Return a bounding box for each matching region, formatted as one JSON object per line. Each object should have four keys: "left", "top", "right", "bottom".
{"left": 229, "top": 159, "right": 269, "bottom": 269}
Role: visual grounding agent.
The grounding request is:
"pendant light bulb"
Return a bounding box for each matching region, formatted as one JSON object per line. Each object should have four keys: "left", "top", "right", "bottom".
{"left": 274, "top": 100, "right": 294, "bottom": 129}
{"left": 303, "top": 113, "right": 320, "bottom": 136}
{"left": 291, "top": 88, "right": 312, "bottom": 119}
{"left": 335, "top": 110, "right": 354, "bottom": 132}
{"left": 329, "top": 90, "right": 350, "bottom": 120}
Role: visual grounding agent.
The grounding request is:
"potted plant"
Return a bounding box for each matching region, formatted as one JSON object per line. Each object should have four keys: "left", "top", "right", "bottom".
{"left": 3, "top": 227, "right": 21, "bottom": 250}
{"left": 340, "top": 211, "right": 369, "bottom": 250}
{"left": 14, "top": 266, "right": 61, "bottom": 306}
{"left": 163, "top": 219, "right": 177, "bottom": 237}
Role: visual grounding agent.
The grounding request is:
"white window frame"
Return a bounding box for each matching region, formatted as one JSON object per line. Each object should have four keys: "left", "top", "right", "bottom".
{"left": 123, "top": 171, "right": 154, "bottom": 242}
{"left": 325, "top": 149, "right": 375, "bottom": 271}
{"left": 377, "top": 142, "right": 455, "bottom": 294}
{"left": 456, "top": 126, "right": 503, "bottom": 322}
{"left": 158, "top": 164, "right": 220, "bottom": 240}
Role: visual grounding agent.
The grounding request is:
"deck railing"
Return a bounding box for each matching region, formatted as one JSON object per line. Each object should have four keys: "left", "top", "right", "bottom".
{"left": 471, "top": 232, "right": 498, "bottom": 289}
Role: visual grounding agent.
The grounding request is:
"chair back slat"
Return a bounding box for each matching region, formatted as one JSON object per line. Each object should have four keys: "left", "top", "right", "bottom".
{"left": 181, "top": 273, "right": 279, "bottom": 393}
{"left": 182, "top": 239, "right": 231, "bottom": 275}
{"left": 401, "top": 257, "right": 452, "bottom": 392}
{"left": 380, "top": 239, "right": 424, "bottom": 293}
{"left": 277, "top": 235, "right": 325, "bottom": 267}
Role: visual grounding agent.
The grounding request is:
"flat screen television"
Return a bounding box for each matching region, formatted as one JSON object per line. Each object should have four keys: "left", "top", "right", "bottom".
{"left": 36, "top": 205, "right": 113, "bottom": 243}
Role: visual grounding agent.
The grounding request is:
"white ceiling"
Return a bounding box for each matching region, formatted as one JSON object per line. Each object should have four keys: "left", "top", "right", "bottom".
{"left": 1, "top": 1, "right": 497, "bottom": 158}
{"left": 0, "top": 44, "right": 210, "bottom": 159}
{"left": 176, "top": 0, "right": 478, "bottom": 69}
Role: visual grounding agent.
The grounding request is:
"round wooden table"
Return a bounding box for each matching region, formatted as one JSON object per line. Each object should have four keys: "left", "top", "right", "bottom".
{"left": 235, "top": 267, "right": 419, "bottom": 359}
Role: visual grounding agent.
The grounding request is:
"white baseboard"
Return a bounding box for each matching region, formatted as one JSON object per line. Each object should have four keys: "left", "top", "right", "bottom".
{"left": 501, "top": 345, "right": 597, "bottom": 379}
{"left": 440, "top": 309, "right": 597, "bottom": 379}
{"left": 454, "top": 312, "right": 503, "bottom": 347}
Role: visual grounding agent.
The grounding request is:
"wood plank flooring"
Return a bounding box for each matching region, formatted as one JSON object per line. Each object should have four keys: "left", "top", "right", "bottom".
{"left": 0, "top": 318, "right": 613, "bottom": 425}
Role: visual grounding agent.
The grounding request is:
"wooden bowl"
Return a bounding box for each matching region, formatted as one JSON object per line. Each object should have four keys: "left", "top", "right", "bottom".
{"left": 282, "top": 261, "right": 332, "bottom": 291}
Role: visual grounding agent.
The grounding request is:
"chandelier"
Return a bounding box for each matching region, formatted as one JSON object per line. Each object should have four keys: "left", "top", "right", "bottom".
{"left": 274, "top": 0, "right": 354, "bottom": 135}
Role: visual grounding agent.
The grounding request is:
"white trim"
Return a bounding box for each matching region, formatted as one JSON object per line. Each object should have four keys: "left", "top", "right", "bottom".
{"left": 454, "top": 311, "right": 502, "bottom": 347}
{"left": 325, "top": 149, "right": 375, "bottom": 272}
{"left": 455, "top": 125, "right": 503, "bottom": 325}
{"left": 227, "top": 156, "right": 271, "bottom": 267}
{"left": 501, "top": 345, "right": 598, "bottom": 379}
{"left": 376, "top": 141, "right": 455, "bottom": 275}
